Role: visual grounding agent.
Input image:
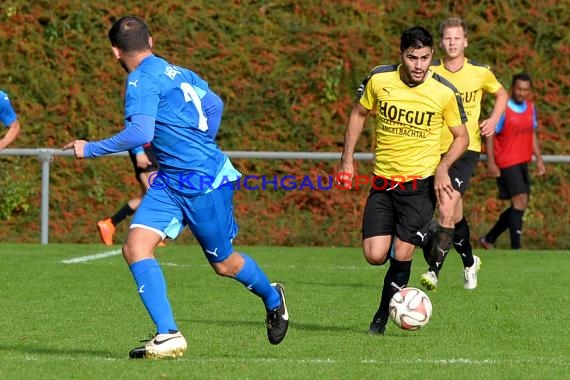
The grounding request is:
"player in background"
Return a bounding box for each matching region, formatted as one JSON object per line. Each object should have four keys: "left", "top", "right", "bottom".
{"left": 418, "top": 18, "right": 509, "bottom": 291}
{"left": 0, "top": 90, "right": 21, "bottom": 151}
{"left": 337, "top": 26, "right": 468, "bottom": 335}
{"left": 96, "top": 144, "right": 159, "bottom": 246}
{"left": 480, "top": 73, "right": 545, "bottom": 249}
{"left": 64, "top": 16, "right": 288, "bottom": 358}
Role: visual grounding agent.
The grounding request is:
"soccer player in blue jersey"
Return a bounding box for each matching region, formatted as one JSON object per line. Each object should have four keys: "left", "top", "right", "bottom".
{"left": 64, "top": 16, "right": 288, "bottom": 359}
{"left": 0, "top": 90, "right": 21, "bottom": 151}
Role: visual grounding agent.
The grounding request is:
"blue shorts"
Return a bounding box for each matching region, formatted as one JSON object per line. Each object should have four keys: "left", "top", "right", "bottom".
{"left": 131, "top": 184, "right": 238, "bottom": 263}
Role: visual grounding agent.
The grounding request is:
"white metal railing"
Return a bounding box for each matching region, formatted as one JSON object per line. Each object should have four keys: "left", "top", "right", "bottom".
{"left": 1, "top": 148, "right": 569, "bottom": 244}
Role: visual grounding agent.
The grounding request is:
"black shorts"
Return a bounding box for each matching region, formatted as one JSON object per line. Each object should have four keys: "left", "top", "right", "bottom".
{"left": 128, "top": 144, "right": 159, "bottom": 181}
{"left": 448, "top": 150, "right": 479, "bottom": 194}
{"left": 497, "top": 163, "right": 530, "bottom": 199}
{"left": 362, "top": 176, "right": 436, "bottom": 246}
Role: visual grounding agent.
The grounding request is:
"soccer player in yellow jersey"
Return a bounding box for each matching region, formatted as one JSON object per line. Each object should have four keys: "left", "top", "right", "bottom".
{"left": 337, "top": 26, "right": 468, "bottom": 335}
{"left": 419, "top": 18, "right": 509, "bottom": 291}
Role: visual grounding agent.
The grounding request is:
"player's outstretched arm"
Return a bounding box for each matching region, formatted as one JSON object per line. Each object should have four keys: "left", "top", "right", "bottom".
{"left": 0, "top": 119, "right": 20, "bottom": 151}
{"left": 62, "top": 139, "right": 88, "bottom": 159}
{"left": 479, "top": 86, "right": 509, "bottom": 137}
{"left": 337, "top": 103, "right": 370, "bottom": 188}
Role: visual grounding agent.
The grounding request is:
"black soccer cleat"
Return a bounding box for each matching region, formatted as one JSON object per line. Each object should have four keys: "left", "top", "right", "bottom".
{"left": 266, "top": 283, "right": 289, "bottom": 345}
{"left": 368, "top": 317, "right": 386, "bottom": 335}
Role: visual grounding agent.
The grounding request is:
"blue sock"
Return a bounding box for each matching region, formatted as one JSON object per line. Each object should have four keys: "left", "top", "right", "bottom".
{"left": 129, "top": 258, "right": 178, "bottom": 334}
{"left": 233, "top": 253, "right": 280, "bottom": 310}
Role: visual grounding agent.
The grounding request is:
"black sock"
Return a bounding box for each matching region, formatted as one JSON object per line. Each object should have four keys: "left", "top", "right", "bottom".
{"left": 421, "top": 232, "right": 434, "bottom": 265}
{"left": 509, "top": 208, "right": 525, "bottom": 249}
{"left": 453, "top": 217, "right": 474, "bottom": 267}
{"left": 486, "top": 207, "right": 511, "bottom": 244}
{"left": 420, "top": 220, "right": 438, "bottom": 265}
{"left": 372, "top": 258, "right": 412, "bottom": 326}
{"left": 428, "top": 226, "right": 454, "bottom": 274}
{"left": 110, "top": 203, "right": 135, "bottom": 226}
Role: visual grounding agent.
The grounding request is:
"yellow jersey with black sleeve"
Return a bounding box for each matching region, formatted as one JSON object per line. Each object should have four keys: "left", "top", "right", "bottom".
{"left": 359, "top": 64, "right": 466, "bottom": 179}
{"left": 431, "top": 58, "right": 503, "bottom": 153}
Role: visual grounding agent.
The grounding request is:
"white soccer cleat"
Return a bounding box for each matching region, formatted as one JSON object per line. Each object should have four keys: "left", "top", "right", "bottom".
{"left": 463, "top": 255, "right": 482, "bottom": 290}
{"left": 129, "top": 331, "right": 187, "bottom": 359}
{"left": 419, "top": 270, "right": 438, "bottom": 291}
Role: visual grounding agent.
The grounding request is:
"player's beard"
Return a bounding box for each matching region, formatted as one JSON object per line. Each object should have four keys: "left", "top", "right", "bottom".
{"left": 404, "top": 69, "right": 428, "bottom": 86}
{"left": 410, "top": 70, "right": 427, "bottom": 84}
{"left": 119, "top": 58, "right": 130, "bottom": 73}
{"left": 400, "top": 66, "right": 424, "bottom": 86}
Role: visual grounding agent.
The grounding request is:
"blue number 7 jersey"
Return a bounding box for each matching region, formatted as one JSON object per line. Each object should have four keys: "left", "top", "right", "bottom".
{"left": 125, "top": 55, "right": 239, "bottom": 195}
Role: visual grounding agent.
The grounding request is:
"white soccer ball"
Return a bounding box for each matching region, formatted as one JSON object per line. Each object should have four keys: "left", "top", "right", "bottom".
{"left": 389, "top": 287, "right": 432, "bottom": 331}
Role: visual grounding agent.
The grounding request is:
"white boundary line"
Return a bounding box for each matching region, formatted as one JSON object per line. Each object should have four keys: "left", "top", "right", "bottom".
{"left": 60, "top": 249, "right": 122, "bottom": 264}
{"left": 10, "top": 356, "right": 567, "bottom": 366}
{"left": 174, "top": 357, "right": 568, "bottom": 366}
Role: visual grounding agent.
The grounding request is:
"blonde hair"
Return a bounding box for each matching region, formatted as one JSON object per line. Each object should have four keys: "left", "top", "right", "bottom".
{"left": 439, "top": 18, "right": 468, "bottom": 38}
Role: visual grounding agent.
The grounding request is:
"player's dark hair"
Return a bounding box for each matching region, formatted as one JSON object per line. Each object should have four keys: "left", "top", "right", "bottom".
{"left": 400, "top": 26, "right": 433, "bottom": 52}
{"left": 108, "top": 16, "right": 151, "bottom": 52}
{"left": 439, "top": 18, "right": 468, "bottom": 38}
{"left": 512, "top": 72, "right": 532, "bottom": 86}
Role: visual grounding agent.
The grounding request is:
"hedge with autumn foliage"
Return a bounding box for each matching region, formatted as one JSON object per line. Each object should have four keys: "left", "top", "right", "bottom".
{"left": 0, "top": 0, "right": 568, "bottom": 248}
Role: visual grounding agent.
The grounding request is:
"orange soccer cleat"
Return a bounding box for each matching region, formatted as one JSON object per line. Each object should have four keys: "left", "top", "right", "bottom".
{"left": 97, "top": 218, "right": 116, "bottom": 246}
{"left": 478, "top": 236, "right": 493, "bottom": 250}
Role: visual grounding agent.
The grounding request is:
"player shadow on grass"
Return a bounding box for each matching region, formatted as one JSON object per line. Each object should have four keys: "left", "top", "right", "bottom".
{"left": 294, "top": 280, "right": 375, "bottom": 289}
{"left": 187, "top": 318, "right": 365, "bottom": 334}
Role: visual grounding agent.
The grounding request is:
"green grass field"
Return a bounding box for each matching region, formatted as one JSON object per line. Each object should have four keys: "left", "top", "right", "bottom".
{"left": 1, "top": 244, "right": 568, "bottom": 379}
